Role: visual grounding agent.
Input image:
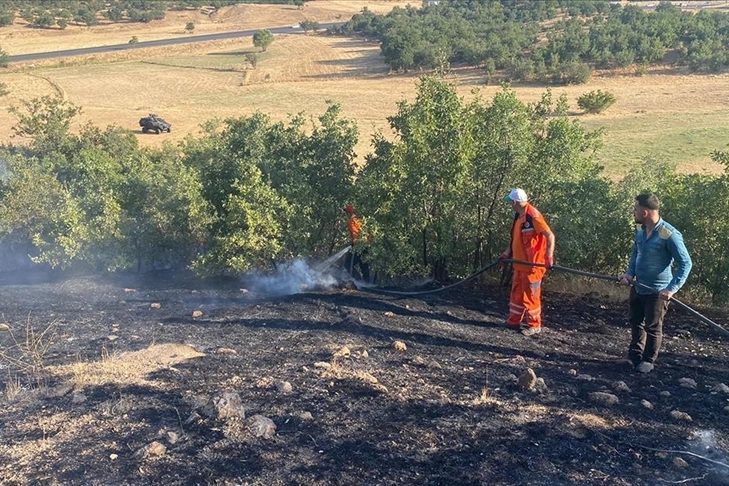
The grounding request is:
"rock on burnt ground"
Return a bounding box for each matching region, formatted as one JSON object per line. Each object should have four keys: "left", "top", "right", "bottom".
{"left": 0, "top": 270, "right": 728, "bottom": 485}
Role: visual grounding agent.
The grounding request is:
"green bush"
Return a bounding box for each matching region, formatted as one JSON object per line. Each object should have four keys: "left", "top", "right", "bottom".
{"left": 577, "top": 90, "right": 616, "bottom": 114}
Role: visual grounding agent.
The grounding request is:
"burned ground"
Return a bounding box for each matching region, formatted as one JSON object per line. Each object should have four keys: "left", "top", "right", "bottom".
{"left": 0, "top": 269, "right": 728, "bottom": 486}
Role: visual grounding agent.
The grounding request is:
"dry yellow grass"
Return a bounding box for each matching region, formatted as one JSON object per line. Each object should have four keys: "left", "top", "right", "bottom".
{"left": 0, "top": 1, "right": 412, "bottom": 54}
{"left": 1, "top": 1, "right": 728, "bottom": 176}
{"left": 55, "top": 343, "right": 205, "bottom": 388}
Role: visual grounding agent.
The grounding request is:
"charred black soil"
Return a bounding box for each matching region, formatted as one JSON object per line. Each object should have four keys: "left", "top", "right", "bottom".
{"left": 0, "top": 269, "right": 728, "bottom": 486}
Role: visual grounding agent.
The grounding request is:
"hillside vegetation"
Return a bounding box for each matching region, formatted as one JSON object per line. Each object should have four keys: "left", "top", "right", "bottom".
{"left": 333, "top": 0, "right": 729, "bottom": 82}
{"left": 1, "top": 76, "right": 729, "bottom": 305}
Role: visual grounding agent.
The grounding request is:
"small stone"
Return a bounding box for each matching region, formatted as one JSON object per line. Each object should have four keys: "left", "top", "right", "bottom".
{"left": 384, "top": 311, "right": 395, "bottom": 317}
{"left": 109, "top": 453, "right": 118, "bottom": 461}
{"left": 0, "top": 323, "right": 10, "bottom": 332}
{"left": 673, "top": 457, "right": 689, "bottom": 468}
{"left": 135, "top": 441, "right": 166, "bottom": 458}
{"left": 612, "top": 381, "right": 631, "bottom": 393}
{"left": 412, "top": 356, "right": 426, "bottom": 366}
{"left": 588, "top": 392, "right": 620, "bottom": 406}
{"left": 150, "top": 303, "right": 162, "bottom": 309}
{"left": 427, "top": 360, "right": 442, "bottom": 369}
{"left": 670, "top": 410, "right": 692, "bottom": 422}
{"left": 123, "top": 288, "right": 136, "bottom": 293}
{"left": 298, "top": 411, "right": 313, "bottom": 421}
{"left": 678, "top": 378, "right": 697, "bottom": 389}
{"left": 641, "top": 399, "right": 654, "bottom": 410}
{"left": 361, "top": 350, "right": 369, "bottom": 359}
{"left": 248, "top": 415, "right": 276, "bottom": 438}
{"left": 213, "top": 347, "right": 237, "bottom": 355}
{"left": 107, "top": 335, "right": 119, "bottom": 341}
{"left": 392, "top": 341, "right": 407, "bottom": 352}
{"left": 314, "top": 361, "right": 331, "bottom": 369}
{"left": 724, "top": 405, "right": 729, "bottom": 413}
{"left": 659, "top": 391, "right": 671, "bottom": 397}
{"left": 576, "top": 374, "right": 594, "bottom": 381}
{"left": 275, "top": 381, "right": 293, "bottom": 394}
{"left": 517, "top": 368, "right": 538, "bottom": 391}
{"left": 200, "top": 390, "right": 245, "bottom": 420}
{"left": 568, "top": 369, "right": 578, "bottom": 376}
{"left": 192, "top": 310, "right": 203, "bottom": 318}
{"left": 71, "top": 392, "right": 87, "bottom": 404}
{"left": 712, "top": 383, "right": 729, "bottom": 394}
{"left": 166, "top": 431, "right": 179, "bottom": 444}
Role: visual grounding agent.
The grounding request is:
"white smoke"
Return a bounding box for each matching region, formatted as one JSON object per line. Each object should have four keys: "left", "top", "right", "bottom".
{"left": 687, "top": 429, "right": 729, "bottom": 482}
{"left": 248, "top": 258, "right": 340, "bottom": 296}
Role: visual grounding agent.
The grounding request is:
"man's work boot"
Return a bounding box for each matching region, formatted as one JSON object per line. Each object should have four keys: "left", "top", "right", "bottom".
{"left": 635, "top": 361, "right": 654, "bottom": 373}
{"left": 521, "top": 326, "right": 541, "bottom": 337}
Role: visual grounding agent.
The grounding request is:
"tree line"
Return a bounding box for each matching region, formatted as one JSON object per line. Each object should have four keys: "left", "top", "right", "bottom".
{"left": 0, "top": 0, "right": 307, "bottom": 29}
{"left": 330, "top": 1, "right": 729, "bottom": 82}
{"left": 2, "top": 77, "right": 728, "bottom": 304}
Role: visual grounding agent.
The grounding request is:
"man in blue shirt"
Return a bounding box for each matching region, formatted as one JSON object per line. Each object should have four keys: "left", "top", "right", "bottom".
{"left": 618, "top": 193, "right": 692, "bottom": 373}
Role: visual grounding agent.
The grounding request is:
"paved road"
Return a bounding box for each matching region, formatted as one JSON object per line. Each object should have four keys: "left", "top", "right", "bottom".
{"left": 9, "top": 23, "right": 339, "bottom": 63}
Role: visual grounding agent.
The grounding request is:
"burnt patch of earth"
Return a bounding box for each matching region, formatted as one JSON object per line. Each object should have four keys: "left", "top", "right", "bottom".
{"left": 0, "top": 270, "right": 728, "bottom": 485}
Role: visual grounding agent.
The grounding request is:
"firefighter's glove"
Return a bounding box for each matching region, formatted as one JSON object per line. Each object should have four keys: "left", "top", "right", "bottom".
{"left": 545, "top": 256, "right": 553, "bottom": 269}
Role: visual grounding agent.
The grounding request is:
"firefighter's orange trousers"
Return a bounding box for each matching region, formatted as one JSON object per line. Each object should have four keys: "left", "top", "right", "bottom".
{"left": 506, "top": 269, "right": 543, "bottom": 329}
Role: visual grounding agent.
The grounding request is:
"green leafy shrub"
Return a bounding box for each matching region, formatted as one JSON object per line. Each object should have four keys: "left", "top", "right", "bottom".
{"left": 577, "top": 90, "right": 616, "bottom": 114}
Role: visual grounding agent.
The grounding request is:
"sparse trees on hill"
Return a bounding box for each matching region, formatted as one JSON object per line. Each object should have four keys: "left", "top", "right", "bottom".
{"left": 299, "top": 20, "right": 319, "bottom": 33}
{"left": 0, "top": 8, "right": 13, "bottom": 26}
{"left": 253, "top": 29, "right": 274, "bottom": 52}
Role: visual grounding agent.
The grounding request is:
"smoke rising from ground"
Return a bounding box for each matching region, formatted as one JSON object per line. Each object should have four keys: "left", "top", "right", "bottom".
{"left": 247, "top": 258, "right": 340, "bottom": 296}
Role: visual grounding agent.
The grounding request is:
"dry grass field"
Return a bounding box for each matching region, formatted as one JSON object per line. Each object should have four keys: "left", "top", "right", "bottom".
{"left": 1, "top": 1, "right": 729, "bottom": 177}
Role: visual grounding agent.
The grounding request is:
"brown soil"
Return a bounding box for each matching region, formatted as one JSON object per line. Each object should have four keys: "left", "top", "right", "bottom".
{"left": 0, "top": 267, "right": 728, "bottom": 485}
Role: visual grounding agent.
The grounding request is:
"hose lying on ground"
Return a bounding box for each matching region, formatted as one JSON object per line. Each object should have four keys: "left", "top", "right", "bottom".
{"left": 354, "top": 256, "right": 729, "bottom": 338}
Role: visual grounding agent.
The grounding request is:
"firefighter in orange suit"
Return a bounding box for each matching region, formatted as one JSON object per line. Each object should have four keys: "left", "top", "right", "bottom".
{"left": 343, "top": 204, "right": 370, "bottom": 282}
{"left": 498, "top": 188, "right": 555, "bottom": 336}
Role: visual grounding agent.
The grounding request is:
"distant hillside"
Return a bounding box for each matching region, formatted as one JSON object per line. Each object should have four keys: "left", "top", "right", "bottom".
{"left": 0, "top": 0, "right": 309, "bottom": 28}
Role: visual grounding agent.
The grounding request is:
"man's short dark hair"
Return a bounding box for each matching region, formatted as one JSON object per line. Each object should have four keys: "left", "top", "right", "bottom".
{"left": 636, "top": 193, "right": 660, "bottom": 211}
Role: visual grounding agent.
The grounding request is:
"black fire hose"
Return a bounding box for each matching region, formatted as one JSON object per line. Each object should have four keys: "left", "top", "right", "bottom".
{"left": 506, "top": 258, "right": 729, "bottom": 338}
{"left": 358, "top": 260, "right": 501, "bottom": 296}
{"left": 356, "top": 257, "right": 729, "bottom": 337}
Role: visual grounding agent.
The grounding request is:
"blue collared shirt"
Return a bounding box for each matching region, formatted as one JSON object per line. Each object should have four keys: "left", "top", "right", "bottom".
{"left": 627, "top": 218, "right": 692, "bottom": 295}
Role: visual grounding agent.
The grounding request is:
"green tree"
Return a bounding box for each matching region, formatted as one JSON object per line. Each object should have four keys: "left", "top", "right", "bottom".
{"left": 577, "top": 89, "right": 616, "bottom": 114}
{"left": 32, "top": 12, "right": 55, "bottom": 28}
{"left": 0, "top": 155, "right": 88, "bottom": 269}
{"left": 0, "top": 45, "right": 9, "bottom": 68}
{"left": 116, "top": 147, "right": 212, "bottom": 272}
{"left": 8, "top": 96, "right": 82, "bottom": 155}
{"left": 0, "top": 8, "right": 14, "bottom": 26}
{"left": 253, "top": 29, "right": 274, "bottom": 52}
{"left": 299, "top": 19, "right": 319, "bottom": 33}
{"left": 185, "top": 21, "right": 195, "bottom": 33}
{"left": 357, "top": 76, "right": 474, "bottom": 279}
